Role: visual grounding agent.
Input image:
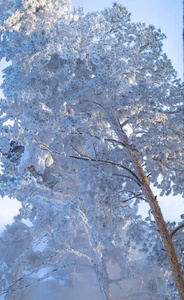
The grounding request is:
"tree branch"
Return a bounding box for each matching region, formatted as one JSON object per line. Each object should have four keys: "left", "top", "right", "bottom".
{"left": 104, "top": 138, "right": 126, "bottom": 147}
{"left": 120, "top": 193, "right": 143, "bottom": 204}
{"left": 112, "top": 172, "right": 141, "bottom": 187}
{"left": 171, "top": 223, "right": 184, "bottom": 238}
{"left": 152, "top": 158, "right": 184, "bottom": 172}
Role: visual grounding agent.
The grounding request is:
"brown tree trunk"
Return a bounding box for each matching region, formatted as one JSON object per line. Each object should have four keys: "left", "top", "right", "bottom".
{"left": 130, "top": 149, "right": 184, "bottom": 299}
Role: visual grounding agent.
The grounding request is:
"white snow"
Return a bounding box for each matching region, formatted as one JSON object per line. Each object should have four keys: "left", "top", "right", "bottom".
{"left": 2, "top": 119, "right": 15, "bottom": 127}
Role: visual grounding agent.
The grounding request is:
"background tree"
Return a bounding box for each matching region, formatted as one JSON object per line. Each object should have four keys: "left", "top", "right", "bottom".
{"left": 0, "top": 0, "right": 183, "bottom": 299}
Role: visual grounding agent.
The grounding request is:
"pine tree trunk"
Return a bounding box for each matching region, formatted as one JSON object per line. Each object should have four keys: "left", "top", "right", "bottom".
{"left": 130, "top": 149, "right": 184, "bottom": 299}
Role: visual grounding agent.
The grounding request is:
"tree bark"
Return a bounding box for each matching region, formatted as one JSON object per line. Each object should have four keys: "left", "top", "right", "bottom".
{"left": 129, "top": 149, "right": 184, "bottom": 299}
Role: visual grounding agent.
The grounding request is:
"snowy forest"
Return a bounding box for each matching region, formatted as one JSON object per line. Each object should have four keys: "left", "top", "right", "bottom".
{"left": 0, "top": 0, "right": 183, "bottom": 299}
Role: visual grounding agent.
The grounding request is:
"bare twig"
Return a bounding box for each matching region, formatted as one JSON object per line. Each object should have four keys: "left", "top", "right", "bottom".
{"left": 171, "top": 223, "right": 184, "bottom": 238}
{"left": 112, "top": 172, "right": 141, "bottom": 187}
{"left": 104, "top": 138, "right": 126, "bottom": 147}
{"left": 121, "top": 193, "right": 143, "bottom": 204}
{"left": 152, "top": 157, "right": 184, "bottom": 172}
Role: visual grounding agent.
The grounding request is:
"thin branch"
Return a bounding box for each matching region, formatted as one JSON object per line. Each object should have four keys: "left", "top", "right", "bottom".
{"left": 121, "top": 193, "right": 143, "bottom": 204}
{"left": 152, "top": 158, "right": 184, "bottom": 172}
{"left": 92, "top": 142, "right": 98, "bottom": 159}
{"left": 104, "top": 138, "right": 126, "bottom": 147}
{"left": 134, "top": 130, "right": 149, "bottom": 135}
{"left": 120, "top": 118, "right": 130, "bottom": 128}
{"left": 112, "top": 172, "right": 141, "bottom": 187}
{"left": 171, "top": 224, "right": 184, "bottom": 238}
{"left": 164, "top": 158, "right": 184, "bottom": 166}
{"left": 139, "top": 42, "right": 149, "bottom": 53}
{"left": 157, "top": 108, "right": 182, "bottom": 114}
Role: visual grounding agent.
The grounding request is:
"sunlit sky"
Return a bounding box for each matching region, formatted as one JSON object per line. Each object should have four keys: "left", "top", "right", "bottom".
{"left": 0, "top": 0, "right": 183, "bottom": 232}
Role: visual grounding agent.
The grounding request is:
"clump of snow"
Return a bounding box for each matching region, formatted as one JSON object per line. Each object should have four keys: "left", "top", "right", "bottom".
{"left": 45, "top": 155, "right": 54, "bottom": 167}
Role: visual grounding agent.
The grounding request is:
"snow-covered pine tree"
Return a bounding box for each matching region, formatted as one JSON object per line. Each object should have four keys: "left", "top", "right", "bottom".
{"left": 0, "top": 1, "right": 183, "bottom": 299}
